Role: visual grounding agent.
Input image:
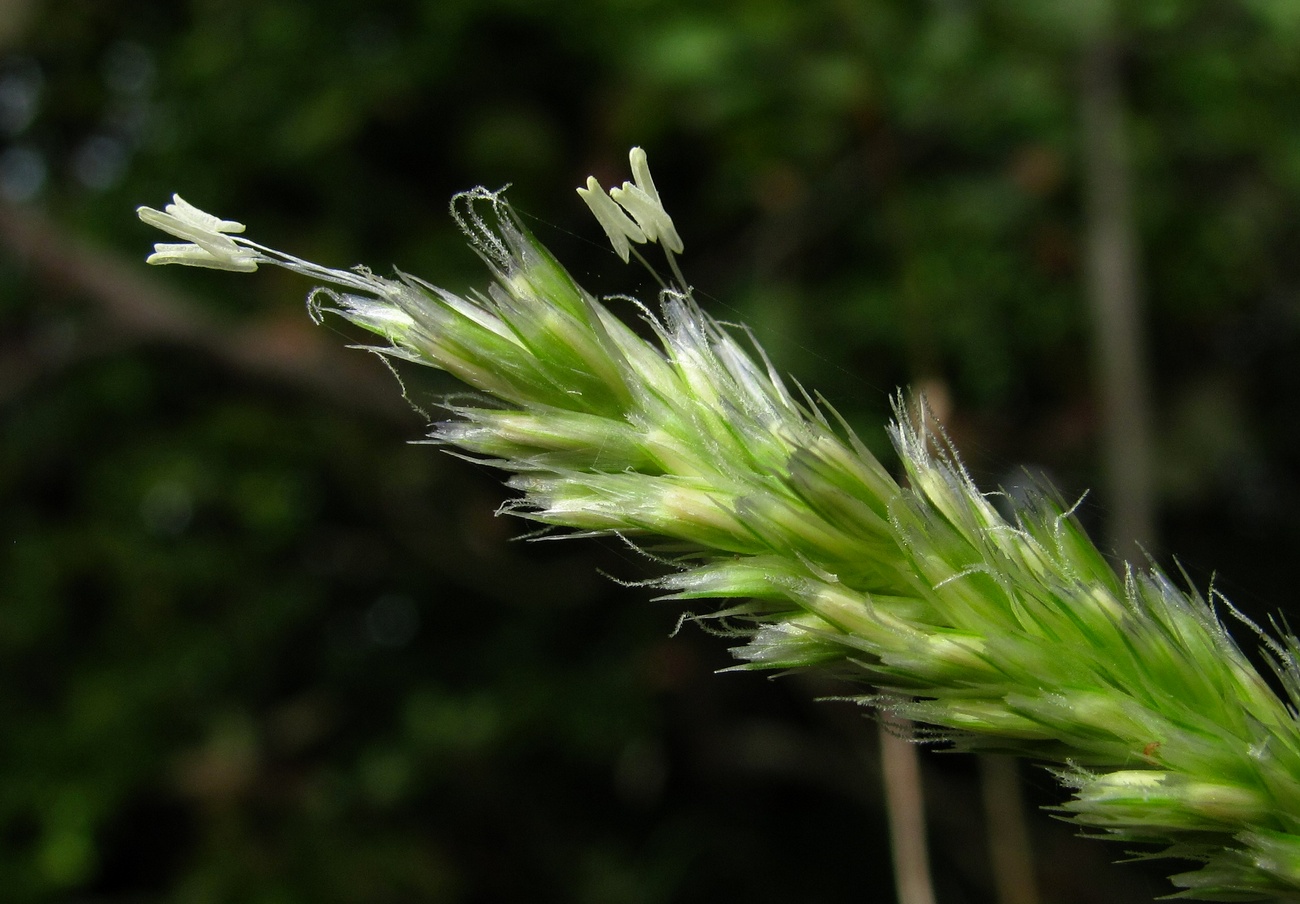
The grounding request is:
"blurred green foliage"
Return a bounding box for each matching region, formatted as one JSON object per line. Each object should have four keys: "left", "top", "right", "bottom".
{"left": 3, "top": 0, "right": 1300, "bottom": 901}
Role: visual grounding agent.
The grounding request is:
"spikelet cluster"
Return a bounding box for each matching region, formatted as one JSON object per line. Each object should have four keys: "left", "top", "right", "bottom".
{"left": 139, "top": 157, "right": 1300, "bottom": 900}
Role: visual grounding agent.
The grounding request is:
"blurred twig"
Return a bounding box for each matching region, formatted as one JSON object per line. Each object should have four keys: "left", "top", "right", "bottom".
{"left": 880, "top": 714, "right": 936, "bottom": 904}
{"left": 0, "top": 200, "right": 411, "bottom": 420}
{"left": 1080, "top": 33, "right": 1157, "bottom": 559}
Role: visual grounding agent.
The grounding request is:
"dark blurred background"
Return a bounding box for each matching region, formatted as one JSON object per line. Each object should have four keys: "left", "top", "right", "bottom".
{"left": 3, "top": 1, "right": 1300, "bottom": 902}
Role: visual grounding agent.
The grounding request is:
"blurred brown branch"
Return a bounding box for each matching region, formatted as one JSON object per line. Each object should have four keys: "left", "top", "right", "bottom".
{"left": 1080, "top": 34, "right": 1157, "bottom": 560}
{"left": 0, "top": 200, "right": 411, "bottom": 421}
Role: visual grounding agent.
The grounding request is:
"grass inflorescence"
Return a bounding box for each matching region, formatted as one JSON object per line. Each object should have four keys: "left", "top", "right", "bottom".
{"left": 139, "top": 155, "right": 1300, "bottom": 900}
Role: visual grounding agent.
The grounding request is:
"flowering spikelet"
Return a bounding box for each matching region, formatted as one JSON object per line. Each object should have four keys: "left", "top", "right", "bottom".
{"left": 139, "top": 152, "right": 1300, "bottom": 900}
